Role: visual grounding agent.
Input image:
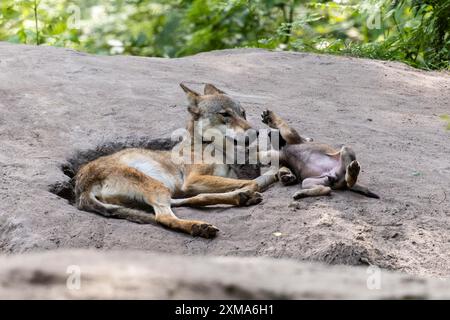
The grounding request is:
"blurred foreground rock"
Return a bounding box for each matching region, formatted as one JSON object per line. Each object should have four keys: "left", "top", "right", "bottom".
{"left": 0, "top": 250, "right": 448, "bottom": 299}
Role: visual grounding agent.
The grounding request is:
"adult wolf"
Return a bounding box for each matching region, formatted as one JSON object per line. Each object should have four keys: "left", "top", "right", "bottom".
{"left": 75, "top": 84, "right": 277, "bottom": 238}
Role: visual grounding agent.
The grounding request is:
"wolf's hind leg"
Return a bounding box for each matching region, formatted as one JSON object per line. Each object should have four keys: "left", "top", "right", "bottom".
{"left": 136, "top": 186, "right": 219, "bottom": 238}
{"left": 292, "top": 177, "right": 331, "bottom": 199}
{"left": 152, "top": 203, "right": 219, "bottom": 238}
{"left": 82, "top": 167, "right": 218, "bottom": 238}
{"left": 293, "top": 186, "right": 331, "bottom": 199}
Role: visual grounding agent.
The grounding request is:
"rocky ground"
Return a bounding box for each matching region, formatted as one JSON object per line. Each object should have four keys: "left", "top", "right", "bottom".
{"left": 0, "top": 43, "right": 449, "bottom": 298}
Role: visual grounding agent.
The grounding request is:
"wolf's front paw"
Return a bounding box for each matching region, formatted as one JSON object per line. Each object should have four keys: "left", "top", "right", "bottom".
{"left": 278, "top": 169, "right": 297, "bottom": 186}
{"left": 191, "top": 222, "right": 219, "bottom": 239}
{"left": 238, "top": 189, "right": 263, "bottom": 206}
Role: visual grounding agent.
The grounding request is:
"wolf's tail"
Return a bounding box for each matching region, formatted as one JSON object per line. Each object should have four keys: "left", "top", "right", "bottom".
{"left": 349, "top": 183, "right": 380, "bottom": 199}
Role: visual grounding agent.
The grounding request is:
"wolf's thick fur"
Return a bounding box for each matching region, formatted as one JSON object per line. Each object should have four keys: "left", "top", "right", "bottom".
{"left": 260, "top": 110, "right": 379, "bottom": 200}
{"left": 75, "top": 84, "right": 277, "bottom": 238}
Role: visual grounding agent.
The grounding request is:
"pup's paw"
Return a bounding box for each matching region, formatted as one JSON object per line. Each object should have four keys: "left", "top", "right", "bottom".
{"left": 238, "top": 190, "right": 263, "bottom": 206}
{"left": 347, "top": 160, "right": 360, "bottom": 176}
{"left": 292, "top": 190, "right": 307, "bottom": 200}
{"left": 346, "top": 160, "right": 360, "bottom": 188}
{"left": 327, "top": 174, "right": 337, "bottom": 185}
{"left": 261, "top": 109, "right": 277, "bottom": 128}
{"left": 191, "top": 222, "right": 219, "bottom": 239}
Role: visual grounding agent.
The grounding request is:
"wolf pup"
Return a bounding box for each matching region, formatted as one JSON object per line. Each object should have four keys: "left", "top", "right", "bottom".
{"left": 75, "top": 84, "right": 277, "bottom": 238}
{"left": 260, "top": 110, "right": 379, "bottom": 200}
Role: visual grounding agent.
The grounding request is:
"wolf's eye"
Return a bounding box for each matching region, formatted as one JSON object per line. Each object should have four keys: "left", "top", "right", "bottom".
{"left": 242, "top": 110, "right": 246, "bottom": 119}
{"left": 219, "top": 111, "right": 231, "bottom": 117}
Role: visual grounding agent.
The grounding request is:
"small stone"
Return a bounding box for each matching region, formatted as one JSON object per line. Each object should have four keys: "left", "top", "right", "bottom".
{"left": 273, "top": 232, "right": 282, "bottom": 237}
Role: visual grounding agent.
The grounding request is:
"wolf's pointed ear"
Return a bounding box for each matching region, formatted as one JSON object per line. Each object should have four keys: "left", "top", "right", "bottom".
{"left": 180, "top": 83, "right": 200, "bottom": 115}
{"left": 180, "top": 83, "right": 200, "bottom": 109}
{"left": 204, "top": 83, "right": 226, "bottom": 95}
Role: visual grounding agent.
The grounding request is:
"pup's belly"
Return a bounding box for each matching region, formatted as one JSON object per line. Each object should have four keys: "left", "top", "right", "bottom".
{"left": 301, "top": 154, "right": 339, "bottom": 179}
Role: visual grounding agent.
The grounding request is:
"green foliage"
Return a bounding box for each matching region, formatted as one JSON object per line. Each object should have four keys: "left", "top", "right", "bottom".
{"left": 66, "top": 0, "right": 290, "bottom": 57}
{"left": 440, "top": 115, "right": 450, "bottom": 130}
{"left": 0, "top": 0, "right": 80, "bottom": 47}
{"left": 260, "top": 0, "right": 449, "bottom": 70}
{"left": 0, "top": 0, "right": 448, "bottom": 69}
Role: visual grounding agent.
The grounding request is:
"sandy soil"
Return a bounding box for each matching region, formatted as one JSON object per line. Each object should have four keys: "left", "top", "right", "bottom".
{"left": 0, "top": 43, "right": 449, "bottom": 280}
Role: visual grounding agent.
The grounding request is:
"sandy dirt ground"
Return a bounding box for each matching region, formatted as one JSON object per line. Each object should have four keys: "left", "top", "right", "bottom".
{"left": 0, "top": 43, "right": 449, "bottom": 283}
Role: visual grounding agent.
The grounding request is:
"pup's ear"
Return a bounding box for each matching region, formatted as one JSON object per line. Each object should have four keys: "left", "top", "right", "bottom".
{"left": 204, "top": 83, "right": 226, "bottom": 95}
{"left": 180, "top": 83, "right": 200, "bottom": 115}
